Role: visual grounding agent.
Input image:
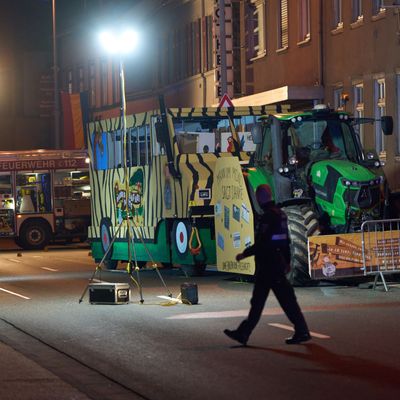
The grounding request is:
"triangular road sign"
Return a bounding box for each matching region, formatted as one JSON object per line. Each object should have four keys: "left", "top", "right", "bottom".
{"left": 218, "top": 93, "right": 234, "bottom": 108}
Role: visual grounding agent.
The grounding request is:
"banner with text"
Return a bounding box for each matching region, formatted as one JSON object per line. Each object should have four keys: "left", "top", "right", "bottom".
{"left": 308, "top": 230, "right": 400, "bottom": 279}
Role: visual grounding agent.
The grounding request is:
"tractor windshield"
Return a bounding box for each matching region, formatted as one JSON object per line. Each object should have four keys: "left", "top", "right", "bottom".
{"left": 285, "top": 119, "right": 360, "bottom": 166}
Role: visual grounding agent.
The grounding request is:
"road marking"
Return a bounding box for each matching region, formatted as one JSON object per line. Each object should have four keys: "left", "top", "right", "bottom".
{"left": 0, "top": 287, "right": 31, "bottom": 300}
{"left": 269, "top": 323, "right": 331, "bottom": 339}
{"left": 41, "top": 267, "right": 58, "bottom": 272}
{"left": 7, "top": 258, "right": 22, "bottom": 263}
{"left": 167, "top": 308, "right": 284, "bottom": 319}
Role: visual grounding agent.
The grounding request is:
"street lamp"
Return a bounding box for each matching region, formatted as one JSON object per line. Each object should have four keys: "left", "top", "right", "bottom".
{"left": 99, "top": 29, "right": 138, "bottom": 159}
{"left": 99, "top": 28, "right": 139, "bottom": 279}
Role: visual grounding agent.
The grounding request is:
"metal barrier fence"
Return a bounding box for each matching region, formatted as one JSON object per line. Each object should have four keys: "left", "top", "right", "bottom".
{"left": 361, "top": 218, "right": 400, "bottom": 291}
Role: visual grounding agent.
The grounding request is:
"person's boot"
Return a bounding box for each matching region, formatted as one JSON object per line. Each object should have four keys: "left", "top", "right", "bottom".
{"left": 223, "top": 329, "right": 248, "bottom": 346}
{"left": 285, "top": 332, "right": 311, "bottom": 344}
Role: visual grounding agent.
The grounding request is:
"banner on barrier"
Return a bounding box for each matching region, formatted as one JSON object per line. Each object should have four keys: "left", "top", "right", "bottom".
{"left": 308, "top": 230, "right": 400, "bottom": 279}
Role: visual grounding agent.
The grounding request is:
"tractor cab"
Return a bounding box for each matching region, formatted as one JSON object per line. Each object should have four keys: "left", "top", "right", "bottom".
{"left": 249, "top": 105, "right": 393, "bottom": 231}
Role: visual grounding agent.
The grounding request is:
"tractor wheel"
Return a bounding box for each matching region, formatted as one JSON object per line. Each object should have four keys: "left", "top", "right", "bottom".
{"left": 283, "top": 204, "right": 320, "bottom": 286}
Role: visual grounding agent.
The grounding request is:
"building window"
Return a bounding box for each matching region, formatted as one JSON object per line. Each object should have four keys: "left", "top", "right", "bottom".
{"left": 352, "top": 0, "right": 363, "bottom": 22}
{"left": 88, "top": 61, "right": 96, "bottom": 107}
{"left": 299, "top": 0, "right": 310, "bottom": 42}
{"left": 247, "top": 0, "right": 266, "bottom": 59}
{"left": 372, "top": 0, "right": 385, "bottom": 15}
{"left": 232, "top": 1, "right": 242, "bottom": 95}
{"left": 67, "top": 69, "right": 73, "bottom": 94}
{"left": 77, "top": 65, "right": 84, "bottom": 92}
{"left": 374, "top": 77, "right": 386, "bottom": 152}
{"left": 204, "top": 15, "right": 213, "bottom": 71}
{"left": 333, "top": 86, "right": 344, "bottom": 110}
{"left": 278, "top": 0, "right": 289, "bottom": 50}
{"left": 397, "top": 73, "right": 400, "bottom": 154}
{"left": 112, "top": 61, "right": 120, "bottom": 105}
{"left": 333, "top": 0, "right": 343, "bottom": 29}
{"left": 353, "top": 82, "right": 364, "bottom": 145}
{"left": 100, "top": 59, "right": 108, "bottom": 107}
{"left": 168, "top": 30, "right": 176, "bottom": 83}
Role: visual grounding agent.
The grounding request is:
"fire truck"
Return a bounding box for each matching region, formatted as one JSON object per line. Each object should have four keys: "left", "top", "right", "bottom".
{"left": 0, "top": 149, "right": 91, "bottom": 249}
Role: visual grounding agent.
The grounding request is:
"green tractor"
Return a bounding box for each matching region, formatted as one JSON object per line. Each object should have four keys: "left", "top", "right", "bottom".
{"left": 245, "top": 104, "right": 394, "bottom": 285}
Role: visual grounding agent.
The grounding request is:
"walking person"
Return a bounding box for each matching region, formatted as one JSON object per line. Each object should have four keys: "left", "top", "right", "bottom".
{"left": 224, "top": 184, "right": 311, "bottom": 346}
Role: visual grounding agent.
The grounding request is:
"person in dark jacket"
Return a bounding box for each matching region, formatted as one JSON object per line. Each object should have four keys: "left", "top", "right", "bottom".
{"left": 224, "top": 184, "right": 311, "bottom": 345}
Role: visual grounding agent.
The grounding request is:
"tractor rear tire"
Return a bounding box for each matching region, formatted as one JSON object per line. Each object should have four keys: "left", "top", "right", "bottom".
{"left": 283, "top": 204, "right": 320, "bottom": 286}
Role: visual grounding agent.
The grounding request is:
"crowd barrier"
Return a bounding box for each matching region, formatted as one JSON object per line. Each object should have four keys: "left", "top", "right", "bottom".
{"left": 361, "top": 218, "right": 400, "bottom": 291}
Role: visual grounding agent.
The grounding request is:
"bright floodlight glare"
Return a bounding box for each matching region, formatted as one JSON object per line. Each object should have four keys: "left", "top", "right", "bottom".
{"left": 99, "top": 29, "right": 138, "bottom": 54}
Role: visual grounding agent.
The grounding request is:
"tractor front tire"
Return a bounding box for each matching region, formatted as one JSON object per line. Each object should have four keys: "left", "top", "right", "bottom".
{"left": 283, "top": 205, "right": 320, "bottom": 286}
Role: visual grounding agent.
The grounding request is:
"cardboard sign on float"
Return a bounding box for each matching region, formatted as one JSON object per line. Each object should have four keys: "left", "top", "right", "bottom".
{"left": 213, "top": 157, "right": 255, "bottom": 275}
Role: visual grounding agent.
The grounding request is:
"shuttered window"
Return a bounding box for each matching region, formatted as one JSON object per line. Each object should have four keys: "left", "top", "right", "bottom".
{"left": 278, "top": 0, "right": 288, "bottom": 49}
{"left": 333, "top": 0, "right": 343, "bottom": 29}
{"left": 246, "top": 1, "right": 266, "bottom": 60}
{"left": 352, "top": 0, "right": 363, "bottom": 22}
{"left": 372, "top": 0, "right": 384, "bottom": 16}
{"left": 299, "top": 0, "right": 310, "bottom": 42}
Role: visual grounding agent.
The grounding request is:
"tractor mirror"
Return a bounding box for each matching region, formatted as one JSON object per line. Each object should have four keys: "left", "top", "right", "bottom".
{"left": 251, "top": 123, "right": 263, "bottom": 144}
{"left": 381, "top": 116, "right": 393, "bottom": 136}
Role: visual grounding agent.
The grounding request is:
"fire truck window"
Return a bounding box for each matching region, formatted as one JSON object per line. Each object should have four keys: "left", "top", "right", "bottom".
{"left": 0, "top": 173, "right": 13, "bottom": 209}
{"left": 0, "top": 173, "right": 14, "bottom": 235}
{"left": 16, "top": 172, "right": 51, "bottom": 213}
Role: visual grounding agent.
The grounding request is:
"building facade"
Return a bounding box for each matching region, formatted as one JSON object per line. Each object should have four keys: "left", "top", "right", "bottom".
{"left": 5, "top": 0, "right": 399, "bottom": 189}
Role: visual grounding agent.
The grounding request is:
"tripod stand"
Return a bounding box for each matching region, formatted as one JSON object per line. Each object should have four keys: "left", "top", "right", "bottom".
{"left": 78, "top": 215, "right": 172, "bottom": 304}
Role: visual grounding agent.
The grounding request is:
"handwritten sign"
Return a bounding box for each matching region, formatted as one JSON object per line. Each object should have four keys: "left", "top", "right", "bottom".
{"left": 213, "top": 157, "right": 255, "bottom": 275}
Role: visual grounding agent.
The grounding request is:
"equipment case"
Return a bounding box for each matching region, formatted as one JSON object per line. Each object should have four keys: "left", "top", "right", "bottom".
{"left": 89, "top": 282, "right": 130, "bottom": 304}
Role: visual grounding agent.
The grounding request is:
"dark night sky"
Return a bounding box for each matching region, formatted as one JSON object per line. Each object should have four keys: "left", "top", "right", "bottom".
{"left": 4, "top": 0, "right": 140, "bottom": 54}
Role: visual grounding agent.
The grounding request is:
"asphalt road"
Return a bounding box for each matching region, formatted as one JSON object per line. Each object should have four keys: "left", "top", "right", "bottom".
{"left": 1, "top": 240, "right": 400, "bottom": 400}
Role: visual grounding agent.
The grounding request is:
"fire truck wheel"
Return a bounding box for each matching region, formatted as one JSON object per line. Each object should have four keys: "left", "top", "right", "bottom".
{"left": 19, "top": 220, "right": 51, "bottom": 250}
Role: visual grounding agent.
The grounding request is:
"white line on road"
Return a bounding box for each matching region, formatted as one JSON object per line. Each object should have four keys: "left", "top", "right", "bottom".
{"left": 268, "top": 323, "right": 331, "bottom": 339}
{"left": 0, "top": 287, "right": 31, "bottom": 300}
{"left": 7, "top": 258, "right": 22, "bottom": 263}
{"left": 41, "top": 267, "right": 58, "bottom": 272}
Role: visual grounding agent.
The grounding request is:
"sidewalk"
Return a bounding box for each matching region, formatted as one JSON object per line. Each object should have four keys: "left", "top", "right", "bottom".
{"left": 0, "top": 341, "right": 89, "bottom": 400}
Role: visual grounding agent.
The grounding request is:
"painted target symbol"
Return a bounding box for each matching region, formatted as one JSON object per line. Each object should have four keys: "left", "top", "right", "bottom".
{"left": 100, "top": 217, "right": 113, "bottom": 259}
{"left": 101, "top": 225, "right": 110, "bottom": 252}
{"left": 175, "top": 221, "right": 188, "bottom": 254}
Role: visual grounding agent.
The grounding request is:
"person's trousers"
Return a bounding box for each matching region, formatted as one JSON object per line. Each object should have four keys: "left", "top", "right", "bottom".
{"left": 237, "top": 271, "right": 309, "bottom": 338}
